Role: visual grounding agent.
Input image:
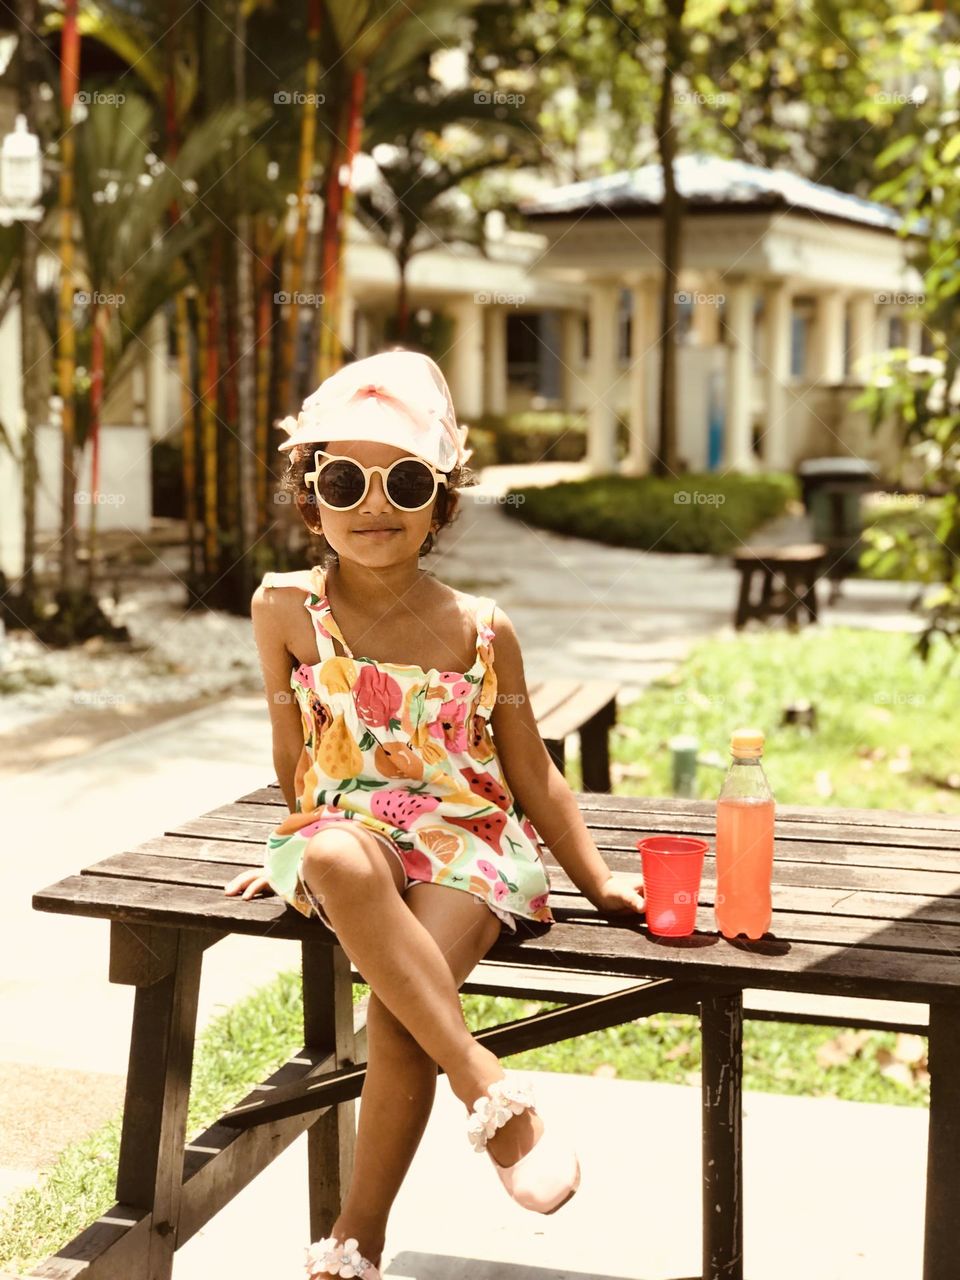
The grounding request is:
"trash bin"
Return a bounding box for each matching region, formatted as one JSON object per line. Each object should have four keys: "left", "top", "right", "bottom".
{"left": 797, "top": 457, "right": 878, "bottom": 584}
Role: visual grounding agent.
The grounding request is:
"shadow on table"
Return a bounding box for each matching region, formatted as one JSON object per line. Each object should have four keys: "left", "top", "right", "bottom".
{"left": 384, "top": 1255, "right": 699, "bottom": 1280}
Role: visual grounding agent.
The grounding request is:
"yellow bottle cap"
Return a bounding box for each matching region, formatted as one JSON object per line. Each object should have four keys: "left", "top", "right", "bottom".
{"left": 730, "top": 728, "right": 765, "bottom": 758}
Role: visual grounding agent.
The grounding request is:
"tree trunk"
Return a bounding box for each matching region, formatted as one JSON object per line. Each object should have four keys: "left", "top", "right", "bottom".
{"left": 57, "top": 0, "right": 80, "bottom": 590}
{"left": 397, "top": 253, "right": 410, "bottom": 340}
{"left": 18, "top": 0, "right": 42, "bottom": 604}
{"left": 280, "top": 0, "right": 323, "bottom": 413}
{"left": 176, "top": 290, "right": 199, "bottom": 581}
{"left": 84, "top": 302, "right": 104, "bottom": 591}
{"left": 315, "top": 68, "right": 366, "bottom": 384}
{"left": 254, "top": 216, "right": 274, "bottom": 536}
{"left": 235, "top": 0, "right": 258, "bottom": 599}
{"left": 654, "top": 0, "right": 687, "bottom": 477}
{"left": 198, "top": 263, "right": 220, "bottom": 585}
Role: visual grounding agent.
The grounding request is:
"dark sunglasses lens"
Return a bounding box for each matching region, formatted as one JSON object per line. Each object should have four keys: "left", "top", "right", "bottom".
{"left": 318, "top": 460, "right": 365, "bottom": 507}
{"left": 386, "top": 460, "right": 436, "bottom": 508}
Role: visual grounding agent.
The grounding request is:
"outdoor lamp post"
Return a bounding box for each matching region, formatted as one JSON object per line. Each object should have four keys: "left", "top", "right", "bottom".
{"left": 0, "top": 113, "right": 43, "bottom": 224}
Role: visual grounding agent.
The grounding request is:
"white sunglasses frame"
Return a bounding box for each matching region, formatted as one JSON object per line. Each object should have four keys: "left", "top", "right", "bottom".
{"left": 304, "top": 448, "right": 449, "bottom": 512}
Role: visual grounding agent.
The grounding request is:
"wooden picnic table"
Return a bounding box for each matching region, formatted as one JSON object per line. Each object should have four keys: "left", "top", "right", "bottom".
{"left": 30, "top": 790, "right": 960, "bottom": 1280}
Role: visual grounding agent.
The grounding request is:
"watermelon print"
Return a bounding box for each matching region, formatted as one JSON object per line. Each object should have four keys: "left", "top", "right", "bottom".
{"left": 259, "top": 565, "right": 555, "bottom": 933}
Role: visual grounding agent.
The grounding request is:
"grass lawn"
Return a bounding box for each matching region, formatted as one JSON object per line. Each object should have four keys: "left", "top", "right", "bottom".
{"left": 1, "top": 627, "right": 950, "bottom": 1271}
{"left": 569, "top": 625, "right": 960, "bottom": 812}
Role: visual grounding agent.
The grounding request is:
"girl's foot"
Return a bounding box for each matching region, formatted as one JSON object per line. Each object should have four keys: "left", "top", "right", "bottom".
{"left": 326, "top": 1220, "right": 384, "bottom": 1272}
{"left": 450, "top": 1049, "right": 544, "bottom": 1166}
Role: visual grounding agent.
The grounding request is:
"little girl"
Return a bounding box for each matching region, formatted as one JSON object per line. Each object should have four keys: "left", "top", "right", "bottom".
{"left": 225, "top": 349, "right": 644, "bottom": 1279}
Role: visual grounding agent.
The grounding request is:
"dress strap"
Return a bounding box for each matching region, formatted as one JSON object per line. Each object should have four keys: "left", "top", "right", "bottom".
{"left": 304, "top": 564, "right": 354, "bottom": 661}
{"left": 474, "top": 595, "right": 497, "bottom": 656}
{"left": 260, "top": 566, "right": 350, "bottom": 662}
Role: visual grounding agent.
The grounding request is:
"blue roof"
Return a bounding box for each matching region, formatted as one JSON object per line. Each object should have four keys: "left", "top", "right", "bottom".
{"left": 521, "top": 153, "right": 905, "bottom": 232}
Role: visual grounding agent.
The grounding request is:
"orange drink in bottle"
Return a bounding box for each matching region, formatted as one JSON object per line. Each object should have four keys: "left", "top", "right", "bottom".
{"left": 715, "top": 728, "right": 775, "bottom": 940}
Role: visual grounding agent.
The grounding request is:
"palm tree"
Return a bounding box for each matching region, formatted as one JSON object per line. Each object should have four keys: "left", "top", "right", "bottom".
{"left": 354, "top": 129, "right": 530, "bottom": 340}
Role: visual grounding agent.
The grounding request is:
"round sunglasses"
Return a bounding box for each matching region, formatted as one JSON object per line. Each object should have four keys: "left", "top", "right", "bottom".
{"left": 304, "top": 449, "right": 449, "bottom": 512}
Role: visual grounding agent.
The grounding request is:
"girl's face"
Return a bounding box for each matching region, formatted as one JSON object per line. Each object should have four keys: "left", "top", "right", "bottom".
{"left": 307, "top": 439, "right": 440, "bottom": 565}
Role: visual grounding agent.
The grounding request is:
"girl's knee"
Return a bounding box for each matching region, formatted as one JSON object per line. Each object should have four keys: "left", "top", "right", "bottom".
{"left": 304, "top": 824, "right": 401, "bottom": 896}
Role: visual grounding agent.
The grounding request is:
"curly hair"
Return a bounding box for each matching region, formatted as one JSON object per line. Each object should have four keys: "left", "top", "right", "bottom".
{"left": 278, "top": 442, "right": 480, "bottom": 567}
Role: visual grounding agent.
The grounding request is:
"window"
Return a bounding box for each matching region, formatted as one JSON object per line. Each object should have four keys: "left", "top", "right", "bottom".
{"left": 790, "top": 303, "right": 811, "bottom": 378}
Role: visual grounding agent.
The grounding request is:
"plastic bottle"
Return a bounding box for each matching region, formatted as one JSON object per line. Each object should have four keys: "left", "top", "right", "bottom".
{"left": 714, "top": 728, "right": 775, "bottom": 940}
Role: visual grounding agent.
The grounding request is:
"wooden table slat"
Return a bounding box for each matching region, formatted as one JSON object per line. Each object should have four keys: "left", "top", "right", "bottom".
{"left": 82, "top": 850, "right": 960, "bottom": 929}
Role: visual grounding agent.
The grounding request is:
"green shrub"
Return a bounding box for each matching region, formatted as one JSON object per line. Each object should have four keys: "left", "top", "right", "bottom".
{"left": 504, "top": 472, "right": 797, "bottom": 554}
{"left": 468, "top": 411, "right": 589, "bottom": 464}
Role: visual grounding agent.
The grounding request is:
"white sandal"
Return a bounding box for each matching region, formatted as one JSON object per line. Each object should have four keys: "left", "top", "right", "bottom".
{"left": 304, "top": 1234, "right": 381, "bottom": 1279}
{"left": 467, "top": 1072, "right": 581, "bottom": 1214}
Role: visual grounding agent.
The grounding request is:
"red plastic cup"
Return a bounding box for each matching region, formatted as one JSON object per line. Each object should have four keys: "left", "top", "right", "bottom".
{"left": 637, "top": 835, "right": 708, "bottom": 937}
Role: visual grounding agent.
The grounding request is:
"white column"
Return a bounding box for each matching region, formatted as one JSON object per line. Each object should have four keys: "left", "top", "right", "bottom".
{"left": 723, "top": 277, "right": 756, "bottom": 472}
{"left": 846, "top": 293, "right": 876, "bottom": 383}
{"left": 623, "top": 278, "right": 657, "bottom": 476}
{"left": 560, "top": 309, "right": 585, "bottom": 411}
{"left": 763, "top": 281, "right": 792, "bottom": 471}
{"left": 483, "top": 306, "right": 507, "bottom": 416}
{"left": 444, "top": 297, "right": 485, "bottom": 420}
{"left": 355, "top": 309, "right": 371, "bottom": 359}
{"left": 340, "top": 289, "right": 357, "bottom": 355}
{"left": 146, "top": 311, "right": 167, "bottom": 441}
{"left": 586, "top": 281, "right": 620, "bottom": 474}
{"left": 692, "top": 277, "right": 721, "bottom": 346}
{"left": 814, "top": 289, "right": 847, "bottom": 383}
{"left": 905, "top": 315, "right": 923, "bottom": 357}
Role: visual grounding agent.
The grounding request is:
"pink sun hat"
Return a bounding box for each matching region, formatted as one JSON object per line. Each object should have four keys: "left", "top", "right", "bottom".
{"left": 276, "top": 349, "right": 471, "bottom": 473}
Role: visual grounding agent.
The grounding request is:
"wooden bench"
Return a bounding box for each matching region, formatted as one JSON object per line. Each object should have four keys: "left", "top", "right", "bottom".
{"left": 732, "top": 542, "right": 828, "bottom": 629}
{"left": 528, "top": 677, "right": 620, "bottom": 791}
{"left": 29, "top": 790, "right": 960, "bottom": 1280}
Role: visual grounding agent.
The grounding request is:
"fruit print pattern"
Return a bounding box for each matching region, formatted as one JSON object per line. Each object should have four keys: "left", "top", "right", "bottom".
{"left": 259, "top": 565, "right": 555, "bottom": 932}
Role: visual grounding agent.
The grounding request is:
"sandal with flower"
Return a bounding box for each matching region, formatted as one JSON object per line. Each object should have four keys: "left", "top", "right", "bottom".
{"left": 304, "top": 1234, "right": 381, "bottom": 1279}
{"left": 467, "top": 1072, "right": 580, "bottom": 1214}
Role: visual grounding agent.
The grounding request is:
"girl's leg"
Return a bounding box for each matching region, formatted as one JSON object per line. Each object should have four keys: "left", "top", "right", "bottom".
{"left": 302, "top": 829, "right": 509, "bottom": 1106}
{"left": 329, "top": 884, "right": 500, "bottom": 1266}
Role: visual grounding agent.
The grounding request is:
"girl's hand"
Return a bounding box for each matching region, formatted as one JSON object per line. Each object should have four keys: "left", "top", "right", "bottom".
{"left": 224, "top": 869, "right": 275, "bottom": 900}
{"left": 586, "top": 871, "right": 645, "bottom": 917}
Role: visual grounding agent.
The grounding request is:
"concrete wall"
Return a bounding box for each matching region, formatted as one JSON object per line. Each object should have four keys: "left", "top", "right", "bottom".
{"left": 34, "top": 423, "right": 152, "bottom": 534}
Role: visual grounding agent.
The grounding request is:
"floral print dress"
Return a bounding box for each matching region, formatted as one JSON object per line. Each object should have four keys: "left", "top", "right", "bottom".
{"left": 260, "top": 565, "right": 555, "bottom": 933}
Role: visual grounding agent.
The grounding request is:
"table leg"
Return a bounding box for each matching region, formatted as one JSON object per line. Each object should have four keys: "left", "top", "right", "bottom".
{"left": 581, "top": 701, "right": 615, "bottom": 793}
{"left": 302, "top": 939, "right": 360, "bottom": 1241}
{"left": 734, "top": 567, "right": 752, "bottom": 629}
{"left": 114, "top": 928, "right": 204, "bottom": 1280}
{"left": 700, "top": 989, "right": 744, "bottom": 1280}
{"left": 923, "top": 1002, "right": 960, "bottom": 1279}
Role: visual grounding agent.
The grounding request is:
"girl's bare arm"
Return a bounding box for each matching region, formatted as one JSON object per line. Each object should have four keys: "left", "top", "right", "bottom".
{"left": 251, "top": 582, "right": 304, "bottom": 813}
{"left": 225, "top": 583, "right": 305, "bottom": 900}
{"left": 488, "top": 607, "right": 621, "bottom": 906}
